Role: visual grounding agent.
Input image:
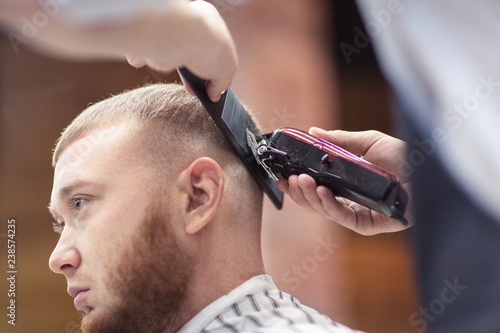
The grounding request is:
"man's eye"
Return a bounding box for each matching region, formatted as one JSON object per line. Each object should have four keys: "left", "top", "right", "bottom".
{"left": 73, "top": 198, "right": 86, "bottom": 213}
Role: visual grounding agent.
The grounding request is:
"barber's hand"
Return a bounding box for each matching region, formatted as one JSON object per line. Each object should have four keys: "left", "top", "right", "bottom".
{"left": 127, "top": 0, "right": 237, "bottom": 102}
{"left": 0, "top": 0, "right": 236, "bottom": 102}
{"left": 277, "top": 127, "right": 413, "bottom": 235}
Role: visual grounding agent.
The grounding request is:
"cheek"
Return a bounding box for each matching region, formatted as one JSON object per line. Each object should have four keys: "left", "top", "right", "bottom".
{"left": 80, "top": 229, "right": 131, "bottom": 307}
{"left": 79, "top": 203, "right": 147, "bottom": 286}
{"left": 91, "top": 192, "right": 150, "bottom": 237}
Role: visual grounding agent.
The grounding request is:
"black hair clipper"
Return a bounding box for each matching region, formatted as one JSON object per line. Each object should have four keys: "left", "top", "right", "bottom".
{"left": 247, "top": 128, "right": 409, "bottom": 225}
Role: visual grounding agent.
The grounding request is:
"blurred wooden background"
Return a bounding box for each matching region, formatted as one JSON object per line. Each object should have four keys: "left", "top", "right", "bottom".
{"left": 1, "top": 1, "right": 419, "bottom": 332}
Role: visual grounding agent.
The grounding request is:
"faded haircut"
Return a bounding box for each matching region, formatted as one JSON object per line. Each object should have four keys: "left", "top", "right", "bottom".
{"left": 52, "top": 83, "right": 263, "bottom": 208}
{"left": 53, "top": 84, "right": 234, "bottom": 166}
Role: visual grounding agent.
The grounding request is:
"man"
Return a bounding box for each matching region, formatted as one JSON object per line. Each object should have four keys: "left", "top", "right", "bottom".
{"left": 48, "top": 83, "right": 361, "bottom": 332}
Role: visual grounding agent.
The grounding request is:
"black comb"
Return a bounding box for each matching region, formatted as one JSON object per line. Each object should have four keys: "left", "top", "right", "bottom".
{"left": 178, "top": 68, "right": 284, "bottom": 209}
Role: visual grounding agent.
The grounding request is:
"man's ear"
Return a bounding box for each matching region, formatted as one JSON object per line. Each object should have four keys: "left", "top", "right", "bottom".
{"left": 177, "top": 157, "right": 225, "bottom": 235}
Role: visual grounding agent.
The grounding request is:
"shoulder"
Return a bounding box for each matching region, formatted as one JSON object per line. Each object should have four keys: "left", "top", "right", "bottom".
{"left": 202, "top": 288, "right": 363, "bottom": 333}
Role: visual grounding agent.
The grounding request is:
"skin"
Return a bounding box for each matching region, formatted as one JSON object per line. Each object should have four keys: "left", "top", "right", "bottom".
{"left": 278, "top": 127, "right": 414, "bottom": 236}
{"left": 48, "top": 122, "right": 265, "bottom": 331}
{"left": 0, "top": 0, "right": 236, "bottom": 101}
{"left": 49, "top": 125, "right": 165, "bottom": 320}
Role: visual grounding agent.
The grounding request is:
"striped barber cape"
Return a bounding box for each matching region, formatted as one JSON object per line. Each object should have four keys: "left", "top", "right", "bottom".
{"left": 178, "top": 274, "right": 363, "bottom": 333}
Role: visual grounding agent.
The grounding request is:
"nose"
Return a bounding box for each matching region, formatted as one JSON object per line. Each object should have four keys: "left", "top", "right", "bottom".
{"left": 49, "top": 233, "right": 81, "bottom": 278}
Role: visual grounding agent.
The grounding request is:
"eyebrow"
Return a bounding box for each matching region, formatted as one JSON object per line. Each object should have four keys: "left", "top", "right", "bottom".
{"left": 48, "top": 180, "right": 101, "bottom": 220}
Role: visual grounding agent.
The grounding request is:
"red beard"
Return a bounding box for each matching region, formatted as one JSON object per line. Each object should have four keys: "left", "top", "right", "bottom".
{"left": 81, "top": 202, "right": 192, "bottom": 333}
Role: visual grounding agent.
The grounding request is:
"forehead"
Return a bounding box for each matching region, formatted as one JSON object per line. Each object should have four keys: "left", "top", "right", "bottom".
{"left": 51, "top": 124, "right": 145, "bottom": 203}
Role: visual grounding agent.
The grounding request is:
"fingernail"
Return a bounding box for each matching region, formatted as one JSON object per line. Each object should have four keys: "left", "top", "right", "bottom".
{"left": 309, "top": 127, "right": 327, "bottom": 134}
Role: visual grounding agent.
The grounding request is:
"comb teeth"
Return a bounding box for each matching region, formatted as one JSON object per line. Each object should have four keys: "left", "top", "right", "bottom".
{"left": 221, "top": 90, "right": 251, "bottom": 154}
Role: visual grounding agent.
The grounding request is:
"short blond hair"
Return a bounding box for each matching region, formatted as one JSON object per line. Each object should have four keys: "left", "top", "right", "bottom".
{"left": 53, "top": 83, "right": 263, "bottom": 210}
{"left": 53, "top": 84, "right": 234, "bottom": 165}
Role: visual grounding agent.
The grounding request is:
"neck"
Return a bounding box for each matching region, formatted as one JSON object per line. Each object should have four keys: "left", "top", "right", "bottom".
{"left": 175, "top": 222, "right": 265, "bottom": 330}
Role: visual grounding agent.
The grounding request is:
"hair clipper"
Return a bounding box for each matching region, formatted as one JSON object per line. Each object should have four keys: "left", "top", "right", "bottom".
{"left": 247, "top": 127, "right": 409, "bottom": 225}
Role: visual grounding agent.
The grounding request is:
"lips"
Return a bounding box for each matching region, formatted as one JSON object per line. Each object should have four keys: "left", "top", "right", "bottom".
{"left": 68, "top": 286, "right": 90, "bottom": 311}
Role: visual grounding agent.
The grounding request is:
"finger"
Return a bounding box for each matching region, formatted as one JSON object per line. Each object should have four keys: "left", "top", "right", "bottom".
{"left": 296, "top": 174, "right": 330, "bottom": 217}
{"left": 287, "top": 175, "right": 317, "bottom": 214}
{"left": 277, "top": 179, "right": 290, "bottom": 194}
{"left": 316, "top": 186, "right": 351, "bottom": 221}
{"left": 317, "top": 188, "right": 373, "bottom": 233}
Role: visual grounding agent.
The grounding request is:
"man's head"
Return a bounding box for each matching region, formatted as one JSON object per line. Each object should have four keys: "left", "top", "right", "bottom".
{"left": 48, "top": 84, "right": 264, "bottom": 332}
